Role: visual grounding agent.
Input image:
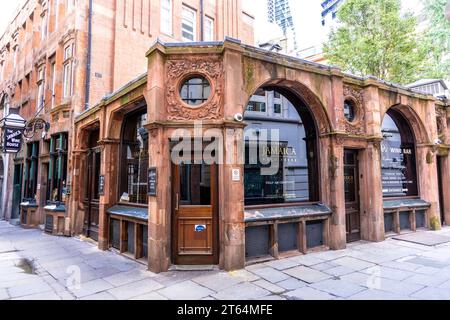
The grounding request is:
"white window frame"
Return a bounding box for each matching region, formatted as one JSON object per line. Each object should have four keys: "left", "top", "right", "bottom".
{"left": 54, "top": 0, "right": 59, "bottom": 30}
{"left": 66, "top": 0, "right": 75, "bottom": 13}
{"left": 272, "top": 91, "right": 283, "bottom": 116}
{"left": 160, "top": 0, "right": 173, "bottom": 35}
{"left": 246, "top": 92, "right": 268, "bottom": 115}
{"left": 182, "top": 5, "right": 196, "bottom": 42}
{"left": 62, "top": 44, "right": 74, "bottom": 98}
{"left": 51, "top": 61, "right": 56, "bottom": 107}
{"left": 37, "top": 67, "right": 46, "bottom": 108}
{"left": 12, "top": 46, "right": 18, "bottom": 69}
{"left": 41, "top": 13, "right": 48, "bottom": 41}
{"left": 204, "top": 16, "right": 214, "bottom": 41}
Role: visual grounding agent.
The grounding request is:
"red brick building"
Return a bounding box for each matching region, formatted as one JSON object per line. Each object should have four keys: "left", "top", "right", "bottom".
{"left": 72, "top": 39, "right": 449, "bottom": 273}
{"left": 0, "top": 0, "right": 254, "bottom": 227}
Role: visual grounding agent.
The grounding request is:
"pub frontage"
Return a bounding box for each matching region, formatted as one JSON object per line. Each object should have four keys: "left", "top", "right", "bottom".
{"left": 70, "top": 39, "right": 450, "bottom": 273}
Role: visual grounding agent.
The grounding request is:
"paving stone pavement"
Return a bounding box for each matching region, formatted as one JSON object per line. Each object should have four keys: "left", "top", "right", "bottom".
{"left": 2, "top": 221, "right": 450, "bottom": 300}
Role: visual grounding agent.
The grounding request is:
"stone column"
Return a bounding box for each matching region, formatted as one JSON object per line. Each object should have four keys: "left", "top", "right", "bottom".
{"left": 220, "top": 124, "right": 246, "bottom": 271}
{"left": 145, "top": 44, "right": 171, "bottom": 273}
{"left": 325, "top": 138, "right": 346, "bottom": 250}
{"left": 98, "top": 140, "right": 120, "bottom": 250}
{"left": 442, "top": 155, "right": 450, "bottom": 225}
{"left": 359, "top": 142, "right": 385, "bottom": 241}
{"left": 220, "top": 42, "right": 246, "bottom": 270}
{"left": 147, "top": 126, "right": 171, "bottom": 273}
{"left": 360, "top": 83, "right": 385, "bottom": 241}
{"left": 417, "top": 146, "right": 442, "bottom": 229}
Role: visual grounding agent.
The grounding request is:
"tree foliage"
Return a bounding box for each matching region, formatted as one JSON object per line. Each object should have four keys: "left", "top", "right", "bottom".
{"left": 323, "top": 0, "right": 433, "bottom": 84}
{"left": 421, "top": 0, "right": 450, "bottom": 79}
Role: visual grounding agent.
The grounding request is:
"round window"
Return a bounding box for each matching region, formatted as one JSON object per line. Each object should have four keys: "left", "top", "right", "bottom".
{"left": 344, "top": 99, "right": 356, "bottom": 122}
{"left": 180, "top": 76, "right": 211, "bottom": 106}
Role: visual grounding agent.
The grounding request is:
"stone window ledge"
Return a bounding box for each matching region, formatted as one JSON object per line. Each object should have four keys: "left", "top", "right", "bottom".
{"left": 245, "top": 203, "right": 332, "bottom": 223}
{"left": 107, "top": 205, "right": 148, "bottom": 221}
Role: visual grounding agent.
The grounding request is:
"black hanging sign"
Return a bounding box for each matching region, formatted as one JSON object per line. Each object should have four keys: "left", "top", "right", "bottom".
{"left": 3, "top": 127, "right": 24, "bottom": 153}
{"left": 148, "top": 168, "right": 157, "bottom": 196}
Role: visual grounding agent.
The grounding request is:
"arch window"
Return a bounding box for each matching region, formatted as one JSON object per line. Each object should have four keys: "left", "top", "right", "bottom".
{"left": 381, "top": 109, "right": 418, "bottom": 198}
{"left": 119, "top": 110, "right": 149, "bottom": 205}
{"left": 244, "top": 87, "right": 319, "bottom": 206}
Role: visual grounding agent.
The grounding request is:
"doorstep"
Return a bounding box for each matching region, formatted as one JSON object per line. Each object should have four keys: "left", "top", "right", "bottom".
{"left": 169, "top": 265, "right": 218, "bottom": 272}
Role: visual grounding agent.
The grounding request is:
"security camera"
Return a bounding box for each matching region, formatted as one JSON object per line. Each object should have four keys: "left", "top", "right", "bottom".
{"left": 434, "top": 138, "right": 442, "bottom": 145}
{"left": 234, "top": 113, "right": 244, "bottom": 122}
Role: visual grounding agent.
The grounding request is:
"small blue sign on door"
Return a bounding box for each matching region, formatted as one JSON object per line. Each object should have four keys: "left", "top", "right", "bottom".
{"left": 195, "top": 225, "right": 206, "bottom": 232}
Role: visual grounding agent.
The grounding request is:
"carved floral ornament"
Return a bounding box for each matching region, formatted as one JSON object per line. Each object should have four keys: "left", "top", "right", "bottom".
{"left": 436, "top": 106, "right": 446, "bottom": 142}
{"left": 341, "top": 85, "right": 366, "bottom": 135}
{"left": 166, "top": 59, "right": 224, "bottom": 121}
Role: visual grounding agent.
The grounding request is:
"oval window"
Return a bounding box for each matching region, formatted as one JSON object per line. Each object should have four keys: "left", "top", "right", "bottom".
{"left": 180, "top": 76, "right": 211, "bottom": 106}
{"left": 344, "top": 99, "right": 356, "bottom": 122}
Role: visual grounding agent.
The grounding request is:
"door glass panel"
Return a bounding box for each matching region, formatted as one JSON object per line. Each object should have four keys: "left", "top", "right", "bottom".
{"left": 344, "top": 166, "right": 356, "bottom": 203}
{"left": 93, "top": 151, "right": 101, "bottom": 200}
{"left": 179, "top": 163, "right": 211, "bottom": 205}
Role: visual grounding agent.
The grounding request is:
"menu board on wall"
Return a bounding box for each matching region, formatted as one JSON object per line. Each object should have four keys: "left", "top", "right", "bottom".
{"left": 148, "top": 168, "right": 157, "bottom": 196}
{"left": 381, "top": 141, "right": 418, "bottom": 197}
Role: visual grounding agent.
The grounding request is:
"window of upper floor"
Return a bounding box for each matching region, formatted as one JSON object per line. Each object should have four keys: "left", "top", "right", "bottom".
{"left": 161, "top": 0, "right": 173, "bottom": 35}
{"left": 66, "top": 0, "right": 75, "bottom": 13}
{"left": 41, "top": 12, "right": 48, "bottom": 41}
{"left": 246, "top": 89, "right": 284, "bottom": 117}
{"left": 37, "top": 66, "right": 46, "bottom": 108}
{"left": 204, "top": 16, "right": 214, "bottom": 41}
{"left": 62, "top": 43, "right": 74, "bottom": 98}
{"left": 182, "top": 5, "right": 196, "bottom": 42}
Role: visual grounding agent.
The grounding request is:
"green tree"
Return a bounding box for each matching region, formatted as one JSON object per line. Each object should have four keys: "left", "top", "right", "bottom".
{"left": 421, "top": 0, "right": 450, "bottom": 79}
{"left": 323, "top": 0, "right": 430, "bottom": 84}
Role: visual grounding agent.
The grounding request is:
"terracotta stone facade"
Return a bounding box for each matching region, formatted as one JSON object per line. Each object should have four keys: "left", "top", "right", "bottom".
{"left": 0, "top": 0, "right": 254, "bottom": 226}
{"left": 72, "top": 39, "right": 450, "bottom": 273}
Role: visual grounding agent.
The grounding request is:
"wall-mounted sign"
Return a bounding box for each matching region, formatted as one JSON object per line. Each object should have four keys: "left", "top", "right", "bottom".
{"left": 232, "top": 168, "right": 240, "bottom": 182}
{"left": 98, "top": 175, "right": 105, "bottom": 195}
{"left": 3, "top": 127, "right": 24, "bottom": 153}
{"left": 195, "top": 225, "right": 206, "bottom": 232}
{"left": 148, "top": 168, "right": 157, "bottom": 196}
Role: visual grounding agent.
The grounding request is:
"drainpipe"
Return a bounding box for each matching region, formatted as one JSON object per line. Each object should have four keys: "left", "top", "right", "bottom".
{"left": 84, "top": 0, "right": 93, "bottom": 110}
{"left": 200, "top": 0, "right": 204, "bottom": 41}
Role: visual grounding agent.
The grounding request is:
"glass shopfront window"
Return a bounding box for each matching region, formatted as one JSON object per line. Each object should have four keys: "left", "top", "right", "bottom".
{"left": 120, "top": 111, "right": 149, "bottom": 205}
{"left": 47, "top": 133, "right": 68, "bottom": 204}
{"left": 244, "top": 88, "right": 318, "bottom": 206}
{"left": 381, "top": 110, "right": 418, "bottom": 198}
{"left": 24, "top": 142, "right": 40, "bottom": 201}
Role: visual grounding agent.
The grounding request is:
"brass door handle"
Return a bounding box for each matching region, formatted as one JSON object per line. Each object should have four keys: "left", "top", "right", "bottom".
{"left": 175, "top": 193, "right": 179, "bottom": 211}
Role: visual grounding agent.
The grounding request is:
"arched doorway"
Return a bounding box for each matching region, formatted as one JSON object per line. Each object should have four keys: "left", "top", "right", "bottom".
{"left": 381, "top": 109, "right": 418, "bottom": 198}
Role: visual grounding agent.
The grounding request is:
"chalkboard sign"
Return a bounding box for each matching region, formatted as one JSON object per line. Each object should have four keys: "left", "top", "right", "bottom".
{"left": 148, "top": 168, "right": 157, "bottom": 196}
{"left": 98, "top": 175, "right": 105, "bottom": 195}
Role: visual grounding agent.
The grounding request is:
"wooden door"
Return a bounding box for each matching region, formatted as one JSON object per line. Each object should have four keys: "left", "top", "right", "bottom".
{"left": 344, "top": 149, "right": 361, "bottom": 242}
{"left": 172, "top": 161, "right": 218, "bottom": 265}
{"left": 83, "top": 148, "right": 101, "bottom": 241}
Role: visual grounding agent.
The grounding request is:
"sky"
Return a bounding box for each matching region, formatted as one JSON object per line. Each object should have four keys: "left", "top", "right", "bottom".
{"left": 0, "top": 1, "right": 22, "bottom": 37}
{"left": 245, "top": 0, "right": 425, "bottom": 50}
{"left": 1, "top": 0, "right": 426, "bottom": 43}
